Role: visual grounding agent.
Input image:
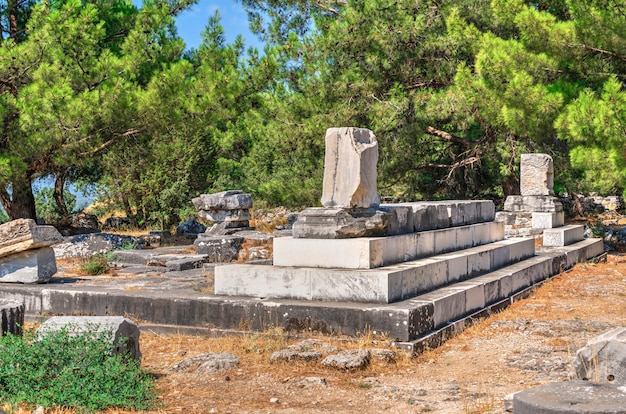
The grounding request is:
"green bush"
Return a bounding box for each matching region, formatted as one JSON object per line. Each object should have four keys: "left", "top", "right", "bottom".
{"left": 0, "top": 327, "right": 158, "bottom": 411}
{"left": 80, "top": 253, "right": 110, "bottom": 275}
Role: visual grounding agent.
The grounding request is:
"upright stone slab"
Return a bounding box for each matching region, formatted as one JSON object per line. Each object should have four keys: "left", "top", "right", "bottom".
{"left": 0, "top": 300, "right": 24, "bottom": 336}
{"left": 0, "top": 247, "right": 57, "bottom": 283}
{"left": 520, "top": 153, "right": 554, "bottom": 196}
{"left": 37, "top": 316, "right": 142, "bottom": 361}
{"left": 0, "top": 219, "right": 63, "bottom": 259}
{"left": 321, "top": 127, "right": 380, "bottom": 209}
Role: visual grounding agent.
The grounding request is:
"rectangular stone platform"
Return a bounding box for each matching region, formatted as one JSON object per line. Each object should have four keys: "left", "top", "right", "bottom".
{"left": 542, "top": 224, "right": 585, "bottom": 247}
{"left": 0, "top": 239, "right": 603, "bottom": 344}
{"left": 273, "top": 221, "right": 504, "bottom": 269}
{"left": 215, "top": 238, "right": 535, "bottom": 303}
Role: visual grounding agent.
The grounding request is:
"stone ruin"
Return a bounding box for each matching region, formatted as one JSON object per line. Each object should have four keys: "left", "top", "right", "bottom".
{"left": 496, "top": 154, "right": 564, "bottom": 237}
{"left": 0, "top": 219, "right": 62, "bottom": 283}
{"left": 191, "top": 190, "right": 272, "bottom": 262}
{"left": 496, "top": 153, "right": 586, "bottom": 247}
{"left": 212, "top": 127, "right": 602, "bottom": 344}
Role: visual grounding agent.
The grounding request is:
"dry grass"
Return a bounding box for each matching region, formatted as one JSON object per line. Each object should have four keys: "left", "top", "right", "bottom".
{"left": 5, "top": 256, "right": 626, "bottom": 413}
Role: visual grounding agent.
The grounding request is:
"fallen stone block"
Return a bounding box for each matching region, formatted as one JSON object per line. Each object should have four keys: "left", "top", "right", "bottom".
{"left": 37, "top": 316, "right": 141, "bottom": 361}
{"left": 175, "top": 218, "right": 206, "bottom": 236}
{"left": 54, "top": 233, "right": 140, "bottom": 259}
{"left": 194, "top": 235, "right": 244, "bottom": 262}
{"left": 165, "top": 255, "right": 209, "bottom": 272}
{"left": 292, "top": 207, "right": 390, "bottom": 239}
{"left": 513, "top": 380, "right": 626, "bottom": 414}
{"left": 192, "top": 190, "right": 252, "bottom": 211}
{"left": 0, "top": 247, "right": 56, "bottom": 283}
{"left": 574, "top": 326, "right": 626, "bottom": 384}
{"left": 0, "top": 219, "right": 63, "bottom": 259}
{"left": 321, "top": 127, "right": 380, "bottom": 209}
{"left": 0, "top": 299, "right": 24, "bottom": 336}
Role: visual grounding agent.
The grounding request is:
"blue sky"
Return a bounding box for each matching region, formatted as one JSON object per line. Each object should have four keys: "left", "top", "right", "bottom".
{"left": 135, "top": 0, "right": 264, "bottom": 51}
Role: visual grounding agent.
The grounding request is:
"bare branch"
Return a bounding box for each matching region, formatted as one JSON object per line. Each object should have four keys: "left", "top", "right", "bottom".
{"left": 76, "top": 128, "right": 143, "bottom": 158}
{"left": 425, "top": 126, "right": 471, "bottom": 148}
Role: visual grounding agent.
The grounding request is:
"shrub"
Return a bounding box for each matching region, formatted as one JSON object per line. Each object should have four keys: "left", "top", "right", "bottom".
{"left": 0, "top": 327, "right": 158, "bottom": 411}
{"left": 80, "top": 253, "right": 109, "bottom": 275}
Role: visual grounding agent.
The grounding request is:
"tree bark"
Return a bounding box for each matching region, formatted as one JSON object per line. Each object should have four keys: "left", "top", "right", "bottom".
{"left": 6, "top": 173, "right": 36, "bottom": 220}
{"left": 7, "top": 0, "right": 19, "bottom": 39}
{"left": 501, "top": 174, "right": 520, "bottom": 197}
{"left": 53, "top": 169, "right": 71, "bottom": 225}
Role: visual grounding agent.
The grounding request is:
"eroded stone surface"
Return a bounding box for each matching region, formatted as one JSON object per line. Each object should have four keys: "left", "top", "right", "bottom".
{"left": 520, "top": 153, "right": 554, "bottom": 196}
{"left": 292, "top": 207, "right": 390, "bottom": 239}
{"left": 321, "top": 349, "right": 371, "bottom": 370}
{"left": 192, "top": 191, "right": 252, "bottom": 211}
{"left": 513, "top": 381, "right": 626, "bottom": 414}
{"left": 321, "top": 128, "right": 380, "bottom": 209}
{"left": 0, "top": 219, "right": 63, "bottom": 259}
{"left": 169, "top": 353, "right": 240, "bottom": 374}
{"left": 0, "top": 247, "right": 56, "bottom": 283}
{"left": 574, "top": 327, "right": 626, "bottom": 384}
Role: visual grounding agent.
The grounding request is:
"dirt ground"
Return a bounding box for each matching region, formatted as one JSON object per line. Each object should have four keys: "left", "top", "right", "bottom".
{"left": 104, "top": 252, "right": 625, "bottom": 414}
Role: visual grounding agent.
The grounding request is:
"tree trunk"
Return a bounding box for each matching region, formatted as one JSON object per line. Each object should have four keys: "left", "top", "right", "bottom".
{"left": 7, "top": 173, "right": 36, "bottom": 220}
{"left": 53, "top": 170, "right": 71, "bottom": 225}
{"left": 501, "top": 174, "right": 520, "bottom": 197}
{"left": 7, "top": 0, "right": 19, "bottom": 39}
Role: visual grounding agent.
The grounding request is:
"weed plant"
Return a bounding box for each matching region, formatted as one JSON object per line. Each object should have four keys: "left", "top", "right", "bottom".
{"left": 0, "top": 327, "right": 158, "bottom": 411}
{"left": 79, "top": 253, "right": 109, "bottom": 275}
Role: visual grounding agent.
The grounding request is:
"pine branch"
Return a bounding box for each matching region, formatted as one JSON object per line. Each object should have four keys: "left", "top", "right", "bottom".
{"left": 425, "top": 126, "right": 471, "bottom": 148}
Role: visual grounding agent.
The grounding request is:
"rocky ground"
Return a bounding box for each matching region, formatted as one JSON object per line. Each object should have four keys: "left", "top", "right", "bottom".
{"left": 114, "top": 252, "right": 626, "bottom": 414}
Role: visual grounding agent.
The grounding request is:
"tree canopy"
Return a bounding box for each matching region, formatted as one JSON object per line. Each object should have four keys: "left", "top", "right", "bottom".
{"left": 0, "top": 0, "right": 624, "bottom": 227}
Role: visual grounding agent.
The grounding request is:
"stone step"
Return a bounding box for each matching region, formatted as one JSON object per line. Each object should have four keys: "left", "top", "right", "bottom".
{"left": 3, "top": 240, "right": 604, "bottom": 345}
{"left": 542, "top": 224, "right": 585, "bottom": 247}
{"left": 274, "top": 221, "right": 504, "bottom": 269}
{"left": 111, "top": 246, "right": 196, "bottom": 265}
{"left": 392, "top": 238, "right": 604, "bottom": 347}
{"left": 215, "top": 237, "right": 535, "bottom": 303}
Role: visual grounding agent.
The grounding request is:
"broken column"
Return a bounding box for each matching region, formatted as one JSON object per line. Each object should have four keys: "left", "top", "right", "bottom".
{"left": 192, "top": 190, "right": 253, "bottom": 235}
{"left": 192, "top": 190, "right": 252, "bottom": 261}
{"left": 0, "top": 219, "right": 63, "bottom": 283}
{"left": 496, "top": 154, "right": 564, "bottom": 237}
{"left": 293, "top": 127, "right": 392, "bottom": 238}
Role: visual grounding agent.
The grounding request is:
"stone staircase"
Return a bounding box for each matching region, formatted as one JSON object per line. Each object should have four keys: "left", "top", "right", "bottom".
{"left": 215, "top": 200, "right": 603, "bottom": 351}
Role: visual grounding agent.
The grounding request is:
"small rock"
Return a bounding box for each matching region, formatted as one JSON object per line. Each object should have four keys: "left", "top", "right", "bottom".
{"left": 270, "top": 349, "right": 322, "bottom": 363}
{"left": 295, "top": 377, "right": 327, "bottom": 388}
{"left": 321, "top": 349, "right": 371, "bottom": 370}
{"left": 269, "top": 397, "right": 279, "bottom": 404}
{"left": 368, "top": 348, "right": 396, "bottom": 362}
{"left": 288, "top": 339, "right": 338, "bottom": 353}
{"left": 169, "top": 353, "right": 239, "bottom": 374}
